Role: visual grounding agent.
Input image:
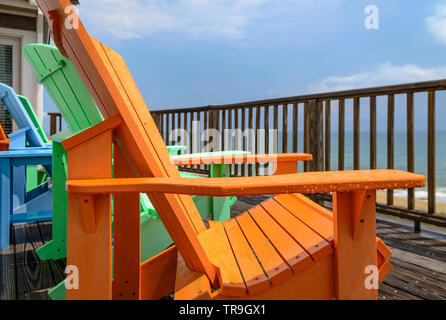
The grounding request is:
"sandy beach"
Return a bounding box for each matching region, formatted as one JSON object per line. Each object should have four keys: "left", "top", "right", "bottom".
{"left": 376, "top": 191, "right": 446, "bottom": 215}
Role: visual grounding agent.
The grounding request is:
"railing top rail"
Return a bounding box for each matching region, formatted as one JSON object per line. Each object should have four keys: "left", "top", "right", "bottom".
{"left": 152, "top": 79, "right": 446, "bottom": 113}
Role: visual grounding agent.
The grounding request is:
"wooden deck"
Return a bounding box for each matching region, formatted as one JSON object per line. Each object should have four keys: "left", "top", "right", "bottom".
{"left": 1, "top": 195, "right": 445, "bottom": 300}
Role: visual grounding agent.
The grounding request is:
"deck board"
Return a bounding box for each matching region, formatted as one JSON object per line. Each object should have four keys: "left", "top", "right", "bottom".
{"left": 0, "top": 226, "right": 16, "bottom": 300}
{"left": 14, "top": 223, "right": 57, "bottom": 300}
{"left": 376, "top": 220, "right": 446, "bottom": 262}
{"left": 38, "top": 221, "right": 66, "bottom": 285}
{"left": 0, "top": 194, "right": 445, "bottom": 300}
{"left": 383, "top": 257, "right": 446, "bottom": 300}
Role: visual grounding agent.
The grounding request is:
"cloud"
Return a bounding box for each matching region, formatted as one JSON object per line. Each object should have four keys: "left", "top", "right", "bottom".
{"left": 78, "top": 0, "right": 271, "bottom": 40}
{"left": 310, "top": 62, "right": 446, "bottom": 92}
{"left": 426, "top": 1, "right": 446, "bottom": 45}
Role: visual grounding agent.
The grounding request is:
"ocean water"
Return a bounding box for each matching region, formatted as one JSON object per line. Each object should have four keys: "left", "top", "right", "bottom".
{"left": 278, "top": 131, "right": 446, "bottom": 203}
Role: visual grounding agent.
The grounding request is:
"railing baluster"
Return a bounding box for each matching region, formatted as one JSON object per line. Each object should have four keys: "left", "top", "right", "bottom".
{"left": 219, "top": 109, "right": 222, "bottom": 151}
{"left": 157, "top": 113, "right": 162, "bottom": 135}
{"left": 354, "top": 97, "right": 360, "bottom": 170}
{"left": 176, "top": 113, "right": 180, "bottom": 147}
{"left": 228, "top": 109, "right": 233, "bottom": 175}
{"left": 173, "top": 112, "right": 176, "bottom": 144}
{"left": 190, "top": 112, "right": 195, "bottom": 169}
{"left": 242, "top": 107, "right": 247, "bottom": 176}
{"left": 324, "top": 100, "right": 331, "bottom": 171}
{"left": 387, "top": 94, "right": 395, "bottom": 206}
{"left": 428, "top": 91, "right": 436, "bottom": 214}
{"left": 167, "top": 113, "right": 172, "bottom": 146}
{"left": 283, "top": 104, "right": 288, "bottom": 154}
{"left": 205, "top": 110, "right": 210, "bottom": 172}
{"left": 171, "top": 112, "right": 175, "bottom": 145}
{"left": 274, "top": 105, "right": 279, "bottom": 155}
{"left": 265, "top": 105, "right": 270, "bottom": 154}
{"left": 264, "top": 105, "right": 270, "bottom": 176}
{"left": 182, "top": 112, "right": 186, "bottom": 155}
{"left": 249, "top": 107, "right": 254, "bottom": 176}
{"left": 293, "top": 103, "right": 298, "bottom": 154}
{"left": 255, "top": 106, "right": 261, "bottom": 176}
{"left": 160, "top": 113, "right": 164, "bottom": 142}
{"left": 222, "top": 109, "right": 226, "bottom": 152}
{"left": 213, "top": 109, "right": 220, "bottom": 151}
{"left": 198, "top": 111, "right": 203, "bottom": 170}
{"left": 304, "top": 102, "right": 310, "bottom": 172}
{"left": 188, "top": 112, "right": 192, "bottom": 159}
{"left": 166, "top": 113, "right": 169, "bottom": 143}
{"left": 204, "top": 109, "right": 208, "bottom": 143}
{"left": 175, "top": 113, "right": 178, "bottom": 143}
{"left": 370, "top": 96, "right": 377, "bottom": 169}
{"left": 338, "top": 99, "right": 345, "bottom": 171}
{"left": 152, "top": 113, "right": 158, "bottom": 134}
{"left": 235, "top": 108, "right": 240, "bottom": 176}
{"left": 407, "top": 93, "right": 415, "bottom": 211}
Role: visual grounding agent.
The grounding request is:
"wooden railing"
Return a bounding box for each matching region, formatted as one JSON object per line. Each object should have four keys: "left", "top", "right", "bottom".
{"left": 48, "top": 79, "right": 446, "bottom": 230}
{"left": 151, "top": 79, "right": 446, "bottom": 230}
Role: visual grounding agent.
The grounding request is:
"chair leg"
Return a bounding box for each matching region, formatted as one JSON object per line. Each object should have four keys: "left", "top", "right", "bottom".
{"left": 333, "top": 191, "right": 378, "bottom": 300}
{"left": 210, "top": 164, "right": 231, "bottom": 221}
{"left": 37, "top": 142, "right": 68, "bottom": 260}
{"left": 0, "top": 159, "right": 11, "bottom": 249}
{"left": 66, "top": 130, "right": 113, "bottom": 299}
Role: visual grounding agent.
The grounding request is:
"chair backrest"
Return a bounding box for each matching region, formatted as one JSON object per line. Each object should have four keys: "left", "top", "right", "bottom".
{"left": 0, "top": 82, "right": 45, "bottom": 148}
{"left": 23, "top": 44, "right": 103, "bottom": 134}
{"left": 18, "top": 95, "right": 49, "bottom": 143}
{"left": 36, "top": 0, "right": 217, "bottom": 281}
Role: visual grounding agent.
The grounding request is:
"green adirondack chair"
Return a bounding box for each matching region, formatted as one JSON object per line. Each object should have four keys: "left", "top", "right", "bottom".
{"left": 24, "top": 43, "right": 246, "bottom": 265}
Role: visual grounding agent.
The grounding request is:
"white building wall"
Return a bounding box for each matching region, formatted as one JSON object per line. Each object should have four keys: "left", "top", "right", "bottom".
{"left": 0, "top": 0, "right": 45, "bottom": 126}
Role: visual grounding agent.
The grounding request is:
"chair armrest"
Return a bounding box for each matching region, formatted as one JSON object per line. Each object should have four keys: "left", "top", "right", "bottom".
{"left": 67, "top": 169, "right": 425, "bottom": 197}
{"left": 8, "top": 126, "right": 30, "bottom": 149}
{"left": 172, "top": 153, "right": 312, "bottom": 166}
{"left": 171, "top": 152, "right": 313, "bottom": 175}
{"left": 172, "top": 150, "right": 251, "bottom": 163}
{"left": 7, "top": 126, "right": 30, "bottom": 139}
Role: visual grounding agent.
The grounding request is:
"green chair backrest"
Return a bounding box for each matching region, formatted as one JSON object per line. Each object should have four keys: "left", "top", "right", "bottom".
{"left": 23, "top": 44, "right": 103, "bottom": 134}
{"left": 24, "top": 44, "right": 153, "bottom": 214}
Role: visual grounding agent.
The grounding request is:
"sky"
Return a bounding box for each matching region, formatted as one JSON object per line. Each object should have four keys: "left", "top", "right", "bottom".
{"left": 43, "top": 0, "right": 446, "bottom": 131}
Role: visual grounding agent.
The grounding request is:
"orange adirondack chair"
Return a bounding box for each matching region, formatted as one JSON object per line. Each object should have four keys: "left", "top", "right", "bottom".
{"left": 0, "top": 122, "right": 9, "bottom": 151}
{"left": 36, "top": 0, "right": 426, "bottom": 300}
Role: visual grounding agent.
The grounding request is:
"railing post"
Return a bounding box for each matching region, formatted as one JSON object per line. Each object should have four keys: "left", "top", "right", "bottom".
{"left": 50, "top": 115, "right": 56, "bottom": 135}
{"left": 305, "top": 99, "right": 323, "bottom": 172}
{"left": 48, "top": 112, "right": 61, "bottom": 135}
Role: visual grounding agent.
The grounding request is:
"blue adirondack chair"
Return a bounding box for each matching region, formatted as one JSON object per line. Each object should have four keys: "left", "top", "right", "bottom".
{"left": 0, "top": 82, "right": 52, "bottom": 249}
